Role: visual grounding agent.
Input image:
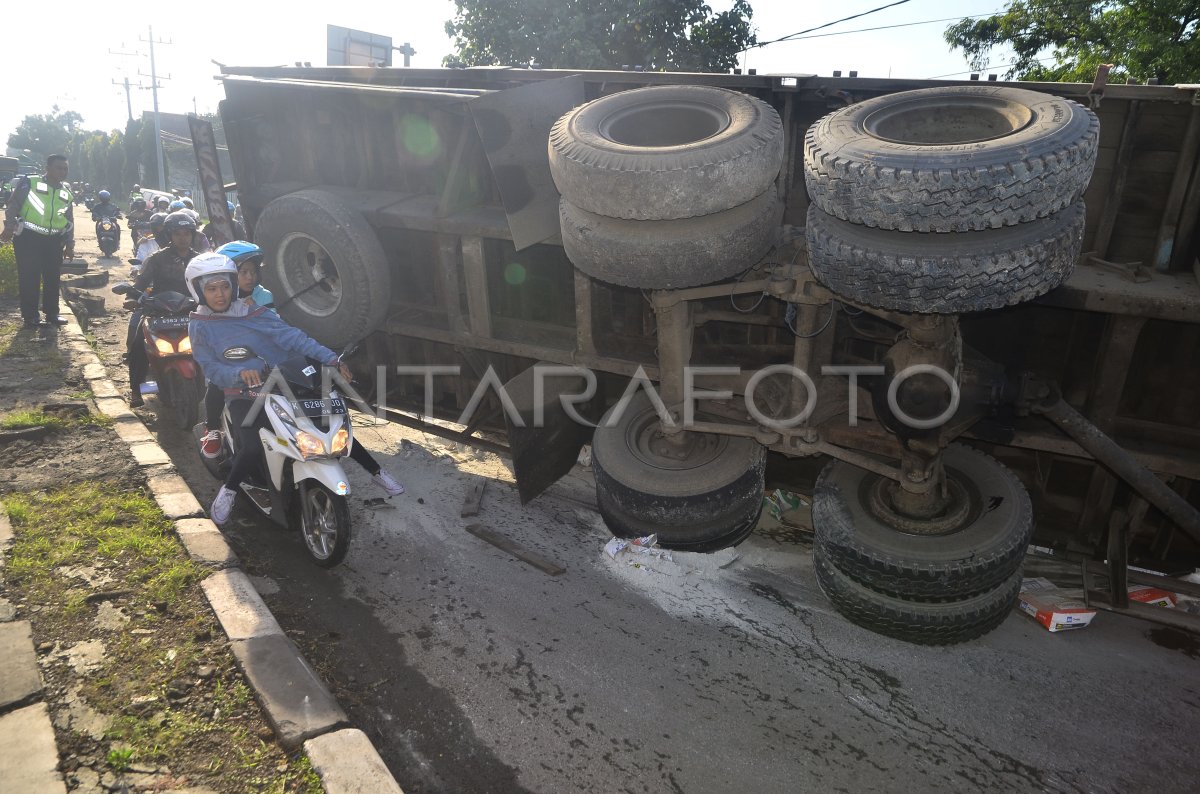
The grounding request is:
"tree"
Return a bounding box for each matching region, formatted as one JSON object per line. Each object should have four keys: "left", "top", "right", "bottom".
{"left": 123, "top": 118, "right": 142, "bottom": 188}
{"left": 945, "top": 1, "right": 1200, "bottom": 84}
{"left": 7, "top": 107, "right": 84, "bottom": 162}
{"left": 445, "top": 0, "right": 755, "bottom": 72}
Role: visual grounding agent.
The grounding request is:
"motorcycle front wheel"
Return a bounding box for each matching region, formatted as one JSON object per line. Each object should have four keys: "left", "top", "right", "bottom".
{"left": 294, "top": 482, "right": 351, "bottom": 568}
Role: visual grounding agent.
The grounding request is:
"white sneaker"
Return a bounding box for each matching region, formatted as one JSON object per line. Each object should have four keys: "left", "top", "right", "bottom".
{"left": 210, "top": 486, "right": 237, "bottom": 524}
{"left": 372, "top": 470, "right": 404, "bottom": 496}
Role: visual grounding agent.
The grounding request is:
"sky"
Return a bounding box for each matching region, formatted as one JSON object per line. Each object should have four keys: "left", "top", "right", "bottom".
{"left": 3, "top": 0, "right": 1010, "bottom": 160}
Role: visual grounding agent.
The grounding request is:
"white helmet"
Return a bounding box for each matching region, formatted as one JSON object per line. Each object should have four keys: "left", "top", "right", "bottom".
{"left": 185, "top": 252, "right": 238, "bottom": 307}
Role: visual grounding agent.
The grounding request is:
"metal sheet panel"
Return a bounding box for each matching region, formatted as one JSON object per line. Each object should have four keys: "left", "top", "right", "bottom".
{"left": 503, "top": 362, "right": 598, "bottom": 504}
{"left": 469, "top": 75, "right": 585, "bottom": 251}
{"left": 187, "top": 114, "right": 235, "bottom": 244}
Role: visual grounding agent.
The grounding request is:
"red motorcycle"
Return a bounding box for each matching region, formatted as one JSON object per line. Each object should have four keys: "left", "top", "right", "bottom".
{"left": 112, "top": 283, "right": 204, "bottom": 429}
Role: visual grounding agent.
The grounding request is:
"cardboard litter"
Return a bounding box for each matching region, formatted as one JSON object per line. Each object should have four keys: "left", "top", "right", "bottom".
{"left": 1018, "top": 577, "right": 1097, "bottom": 632}
{"left": 1126, "top": 584, "right": 1177, "bottom": 608}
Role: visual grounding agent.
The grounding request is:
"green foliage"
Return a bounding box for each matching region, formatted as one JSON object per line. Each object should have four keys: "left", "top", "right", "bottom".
{"left": 945, "top": 1, "right": 1200, "bottom": 83}
{"left": 106, "top": 747, "right": 135, "bottom": 773}
{"left": 6, "top": 106, "right": 83, "bottom": 162}
{"left": 0, "top": 243, "right": 16, "bottom": 297}
{"left": 445, "top": 0, "right": 756, "bottom": 72}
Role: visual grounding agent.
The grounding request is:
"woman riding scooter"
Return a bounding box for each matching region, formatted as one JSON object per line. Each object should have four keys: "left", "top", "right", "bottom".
{"left": 185, "top": 253, "right": 403, "bottom": 525}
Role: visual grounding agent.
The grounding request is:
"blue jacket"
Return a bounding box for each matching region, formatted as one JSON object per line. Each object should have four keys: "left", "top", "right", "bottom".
{"left": 190, "top": 306, "right": 338, "bottom": 390}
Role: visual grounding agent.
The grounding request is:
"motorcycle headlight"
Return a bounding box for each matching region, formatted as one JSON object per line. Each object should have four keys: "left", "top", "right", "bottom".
{"left": 178, "top": 336, "right": 191, "bottom": 354}
{"left": 330, "top": 426, "right": 349, "bottom": 455}
{"left": 154, "top": 337, "right": 175, "bottom": 355}
{"left": 294, "top": 431, "right": 325, "bottom": 458}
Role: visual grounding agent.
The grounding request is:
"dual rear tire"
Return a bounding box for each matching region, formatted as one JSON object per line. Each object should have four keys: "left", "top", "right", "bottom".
{"left": 811, "top": 445, "right": 1031, "bottom": 644}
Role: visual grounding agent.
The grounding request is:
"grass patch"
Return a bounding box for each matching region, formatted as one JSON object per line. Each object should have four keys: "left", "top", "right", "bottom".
{"left": 2, "top": 481, "right": 323, "bottom": 792}
{"left": 0, "top": 242, "right": 16, "bottom": 296}
{"left": 4, "top": 483, "right": 183, "bottom": 596}
{"left": 0, "top": 408, "right": 112, "bottom": 431}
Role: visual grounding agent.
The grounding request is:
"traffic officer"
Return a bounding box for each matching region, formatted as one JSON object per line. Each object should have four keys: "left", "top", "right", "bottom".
{"left": 0, "top": 154, "right": 75, "bottom": 329}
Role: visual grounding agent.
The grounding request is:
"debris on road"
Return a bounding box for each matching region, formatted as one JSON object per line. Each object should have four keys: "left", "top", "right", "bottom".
{"left": 464, "top": 522, "right": 566, "bottom": 576}
{"left": 461, "top": 478, "right": 487, "bottom": 518}
{"left": 1018, "top": 577, "right": 1098, "bottom": 632}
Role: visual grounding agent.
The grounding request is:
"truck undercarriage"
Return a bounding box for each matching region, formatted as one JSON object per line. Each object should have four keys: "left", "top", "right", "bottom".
{"left": 210, "top": 64, "right": 1200, "bottom": 642}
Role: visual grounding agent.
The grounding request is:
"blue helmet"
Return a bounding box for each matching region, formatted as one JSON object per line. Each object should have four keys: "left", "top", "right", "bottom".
{"left": 169, "top": 199, "right": 185, "bottom": 211}
{"left": 98, "top": 189, "right": 111, "bottom": 200}
{"left": 216, "top": 240, "right": 264, "bottom": 267}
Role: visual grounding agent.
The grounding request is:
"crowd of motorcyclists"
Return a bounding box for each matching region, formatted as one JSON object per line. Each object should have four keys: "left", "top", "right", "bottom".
{"left": 107, "top": 184, "right": 401, "bottom": 525}
{"left": 4, "top": 153, "right": 400, "bottom": 542}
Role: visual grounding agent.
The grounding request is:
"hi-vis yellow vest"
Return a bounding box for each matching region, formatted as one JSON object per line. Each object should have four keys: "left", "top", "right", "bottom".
{"left": 18, "top": 177, "right": 73, "bottom": 235}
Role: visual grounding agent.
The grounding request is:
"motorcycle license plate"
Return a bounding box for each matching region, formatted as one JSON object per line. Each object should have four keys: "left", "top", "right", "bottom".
{"left": 149, "top": 316, "right": 189, "bottom": 331}
{"left": 292, "top": 398, "right": 347, "bottom": 417}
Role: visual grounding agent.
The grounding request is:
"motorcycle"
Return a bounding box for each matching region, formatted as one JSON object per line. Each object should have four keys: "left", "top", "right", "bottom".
{"left": 112, "top": 283, "right": 204, "bottom": 430}
{"left": 96, "top": 217, "right": 122, "bottom": 258}
{"left": 194, "top": 351, "right": 354, "bottom": 567}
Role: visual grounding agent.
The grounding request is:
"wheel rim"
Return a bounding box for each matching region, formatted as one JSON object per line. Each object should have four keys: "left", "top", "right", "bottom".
{"left": 300, "top": 486, "right": 340, "bottom": 561}
{"left": 622, "top": 403, "right": 728, "bottom": 472}
{"left": 863, "top": 95, "right": 1034, "bottom": 146}
{"left": 599, "top": 101, "right": 731, "bottom": 148}
{"left": 860, "top": 466, "right": 980, "bottom": 536}
{"left": 276, "top": 232, "right": 342, "bottom": 317}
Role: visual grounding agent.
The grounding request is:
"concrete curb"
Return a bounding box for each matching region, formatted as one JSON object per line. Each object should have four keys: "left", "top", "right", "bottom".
{"left": 43, "top": 303, "right": 406, "bottom": 791}
{"left": 0, "top": 508, "right": 68, "bottom": 794}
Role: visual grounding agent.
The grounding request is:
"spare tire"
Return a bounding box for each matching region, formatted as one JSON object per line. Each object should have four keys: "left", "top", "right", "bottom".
{"left": 804, "top": 86, "right": 1098, "bottom": 232}
{"left": 549, "top": 85, "right": 784, "bottom": 220}
{"left": 561, "top": 190, "right": 782, "bottom": 289}
{"left": 253, "top": 190, "right": 391, "bottom": 349}
{"left": 805, "top": 200, "right": 1085, "bottom": 314}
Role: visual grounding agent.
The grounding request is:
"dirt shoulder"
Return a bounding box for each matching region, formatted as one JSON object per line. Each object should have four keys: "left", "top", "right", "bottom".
{"left": 0, "top": 229, "right": 321, "bottom": 792}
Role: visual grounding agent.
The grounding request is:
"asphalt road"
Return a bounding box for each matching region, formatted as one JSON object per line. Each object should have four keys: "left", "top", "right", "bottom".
{"left": 73, "top": 221, "right": 1200, "bottom": 794}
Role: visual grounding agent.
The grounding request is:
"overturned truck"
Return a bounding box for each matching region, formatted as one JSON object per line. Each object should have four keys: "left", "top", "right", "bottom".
{"left": 213, "top": 64, "right": 1200, "bottom": 643}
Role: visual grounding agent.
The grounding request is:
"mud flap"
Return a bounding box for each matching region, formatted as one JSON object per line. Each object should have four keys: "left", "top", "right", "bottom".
{"left": 470, "top": 75, "right": 585, "bottom": 250}
{"left": 503, "top": 362, "right": 598, "bottom": 504}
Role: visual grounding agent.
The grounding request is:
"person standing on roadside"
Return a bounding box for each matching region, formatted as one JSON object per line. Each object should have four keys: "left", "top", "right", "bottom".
{"left": 0, "top": 154, "right": 75, "bottom": 329}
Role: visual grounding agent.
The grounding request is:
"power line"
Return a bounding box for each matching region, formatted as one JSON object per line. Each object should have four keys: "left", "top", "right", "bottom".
{"left": 755, "top": 0, "right": 1108, "bottom": 49}
{"left": 767, "top": 13, "right": 997, "bottom": 43}
{"left": 746, "top": 0, "right": 914, "bottom": 51}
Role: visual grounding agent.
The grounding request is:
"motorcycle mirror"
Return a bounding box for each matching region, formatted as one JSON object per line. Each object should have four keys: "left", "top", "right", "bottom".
{"left": 111, "top": 282, "right": 132, "bottom": 295}
{"left": 223, "top": 346, "right": 255, "bottom": 362}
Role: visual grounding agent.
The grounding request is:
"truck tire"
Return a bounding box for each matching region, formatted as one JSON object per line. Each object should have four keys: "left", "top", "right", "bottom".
{"left": 561, "top": 191, "right": 782, "bottom": 289}
{"left": 253, "top": 189, "right": 391, "bottom": 349}
{"left": 804, "top": 86, "right": 1098, "bottom": 232}
{"left": 549, "top": 85, "right": 784, "bottom": 220}
{"left": 814, "top": 553, "right": 1020, "bottom": 645}
{"left": 805, "top": 200, "right": 1084, "bottom": 313}
{"left": 592, "top": 393, "right": 766, "bottom": 552}
{"left": 812, "top": 444, "right": 1032, "bottom": 602}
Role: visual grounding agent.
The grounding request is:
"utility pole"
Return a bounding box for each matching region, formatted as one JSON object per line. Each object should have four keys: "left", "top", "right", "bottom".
{"left": 109, "top": 45, "right": 141, "bottom": 122}
{"left": 139, "top": 26, "right": 172, "bottom": 192}
{"left": 116, "top": 77, "right": 133, "bottom": 121}
{"left": 393, "top": 42, "right": 416, "bottom": 67}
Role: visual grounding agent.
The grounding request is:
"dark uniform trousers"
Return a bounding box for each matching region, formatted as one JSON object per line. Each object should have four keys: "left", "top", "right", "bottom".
{"left": 13, "top": 229, "right": 66, "bottom": 323}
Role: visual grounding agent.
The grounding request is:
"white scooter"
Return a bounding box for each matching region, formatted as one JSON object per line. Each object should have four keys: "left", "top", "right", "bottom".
{"left": 196, "top": 350, "right": 354, "bottom": 567}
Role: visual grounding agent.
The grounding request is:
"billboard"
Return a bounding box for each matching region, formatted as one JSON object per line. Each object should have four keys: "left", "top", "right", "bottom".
{"left": 327, "top": 25, "right": 392, "bottom": 67}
